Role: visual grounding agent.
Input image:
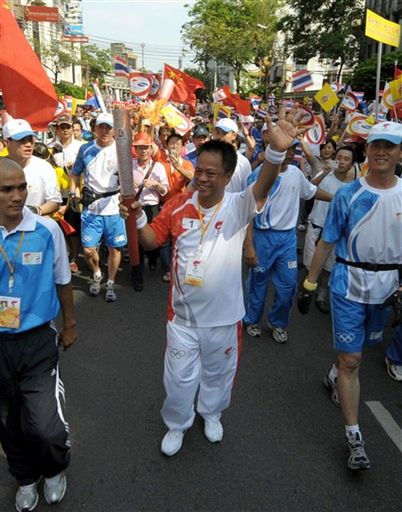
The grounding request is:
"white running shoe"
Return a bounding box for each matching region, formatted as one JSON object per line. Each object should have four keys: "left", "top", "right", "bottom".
{"left": 44, "top": 472, "right": 67, "bottom": 505}
{"left": 161, "top": 430, "right": 184, "bottom": 456}
{"left": 89, "top": 273, "right": 102, "bottom": 297}
{"left": 15, "top": 481, "right": 39, "bottom": 512}
{"left": 105, "top": 282, "right": 117, "bottom": 302}
{"left": 246, "top": 324, "right": 262, "bottom": 337}
{"left": 204, "top": 419, "right": 224, "bottom": 443}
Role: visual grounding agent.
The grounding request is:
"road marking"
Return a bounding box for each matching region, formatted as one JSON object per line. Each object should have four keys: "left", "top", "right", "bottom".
{"left": 365, "top": 401, "right": 402, "bottom": 454}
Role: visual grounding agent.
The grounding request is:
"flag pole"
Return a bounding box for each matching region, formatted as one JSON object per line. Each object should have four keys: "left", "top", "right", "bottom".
{"left": 375, "top": 42, "right": 383, "bottom": 120}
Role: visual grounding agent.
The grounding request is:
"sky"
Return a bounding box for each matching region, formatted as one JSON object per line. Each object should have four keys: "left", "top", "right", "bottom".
{"left": 81, "top": 0, "right": 197, "bottom": 72}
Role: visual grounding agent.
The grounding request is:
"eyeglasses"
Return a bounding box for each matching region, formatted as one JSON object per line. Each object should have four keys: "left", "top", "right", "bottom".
{"left": 57, "top": 124, "right": 72, "bottom": 130}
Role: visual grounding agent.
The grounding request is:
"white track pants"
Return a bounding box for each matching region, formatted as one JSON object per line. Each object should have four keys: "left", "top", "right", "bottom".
{"left": 161, "top": 321, "right": 242, "bottom": 431}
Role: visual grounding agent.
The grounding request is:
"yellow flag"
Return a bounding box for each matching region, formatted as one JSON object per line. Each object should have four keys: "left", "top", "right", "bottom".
{"left": 381, "top": 82, "right": 393, "bottom": 110}
{"left": 213, "top": 103, "right": 232, "bottom": 123}
{"left": 314, "top": 83, "right": 339, "bottom": 112}
{"left": 389, "top": 77, "right": 402, "bottom": 104}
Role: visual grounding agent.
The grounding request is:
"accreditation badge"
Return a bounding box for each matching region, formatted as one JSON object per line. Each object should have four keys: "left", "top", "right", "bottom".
{"left": 184, "top": 247, "right": 205, "bottom": 287}
{"left": 0, "top": 296, "right": 21, "bottom": 329}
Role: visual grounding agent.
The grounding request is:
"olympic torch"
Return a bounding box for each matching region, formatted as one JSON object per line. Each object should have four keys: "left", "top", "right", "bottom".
{"left": 112, "top": 107, "right": 139, "bottom": 265}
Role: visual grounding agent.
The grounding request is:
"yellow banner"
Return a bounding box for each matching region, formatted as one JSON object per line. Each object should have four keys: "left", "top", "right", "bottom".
{"left": 365, "top": 9, "right": 400, "bottom": 47}
{"left": 314, "top": 83, "right": 339, "bottom": 113}
{"left": 213, "top": 103, "right": 232, "bottom": 123}
{"left": 389, "top": 76, "right": 402, "bottom": 103}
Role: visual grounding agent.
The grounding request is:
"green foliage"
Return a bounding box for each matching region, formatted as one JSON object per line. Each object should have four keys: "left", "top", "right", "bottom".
{"left": 40, "top": 41, "right": 75, "bottom": 84}
{"left": 351, "top": 50, "right": 402, "bottom": 99}
{"left": 54, "top": 81, "right": 86, "bottom": 99}
{"left": 182, "top": 0, "right": 282, "bottom": 89}
{"left": 81, "top": 44, "right": 112, "bottom": 85}
{"left": 279, "top": 0, "right": 366, "bottom": 79}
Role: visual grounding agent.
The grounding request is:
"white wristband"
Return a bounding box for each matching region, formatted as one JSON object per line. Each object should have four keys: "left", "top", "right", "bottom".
{"left": 265, "top": 145, "right": 287, "bottom": 165}
{"left": 136, "top": 211, "right": 147, "bottom": 230}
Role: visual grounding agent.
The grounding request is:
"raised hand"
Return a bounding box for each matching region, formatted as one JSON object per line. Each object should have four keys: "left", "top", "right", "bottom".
{"left": 266, "top": 103, "right": 308, "bottom": 152}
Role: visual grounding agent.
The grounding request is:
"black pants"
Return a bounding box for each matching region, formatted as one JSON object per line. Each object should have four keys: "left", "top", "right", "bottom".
{"left": 0, "top": 324, "right": 70, "bottom": 485}
{"left": 134, "top": 204, "right": 160, "bottom": 273}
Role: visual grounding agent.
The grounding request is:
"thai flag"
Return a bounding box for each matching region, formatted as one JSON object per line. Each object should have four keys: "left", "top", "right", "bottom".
{"left": 256, "top": 107, "right": 267, "bottom": 118}
{"left": 114, "top": 56, "right": 129, "bottom": 77}
{"left": 250, "top": 96, "right": 262, "bottom": 110}
{"left": 354, "top": 92, "right": 364, "bottom": 103}
{"left": 292, "top": 69, "right": 313, "bottom": 92}
{"left": 268, "top": 94, "right": 275, "bottom": 107}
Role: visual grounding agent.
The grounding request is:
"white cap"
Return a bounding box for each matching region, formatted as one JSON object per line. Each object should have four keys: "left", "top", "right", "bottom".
{"left": 95, "top": 113, "right": 114, "bottom": 128}
{"left": 2, "top": 119, "right": 34, "bottom": 140}
{"left": 214, "top": 118, "right": 238, "bottom": 133}
{"left": 367, "top": 121, "right": 402, "bottom": 145}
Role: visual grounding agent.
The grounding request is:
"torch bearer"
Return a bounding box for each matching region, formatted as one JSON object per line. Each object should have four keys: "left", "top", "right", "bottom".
{"left": 112, "top": 107, "right": 139, "bottom": 265}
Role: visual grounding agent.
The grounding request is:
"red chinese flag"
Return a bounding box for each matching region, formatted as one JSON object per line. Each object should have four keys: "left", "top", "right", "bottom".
{"left": 163, "top": 64, "right": 205, "bottom": 111}
{"left": 0, "top": 0, "right": 58, "bottom": 130}
{"left": 221, "top": 87, "right": 250, "bottom": 116}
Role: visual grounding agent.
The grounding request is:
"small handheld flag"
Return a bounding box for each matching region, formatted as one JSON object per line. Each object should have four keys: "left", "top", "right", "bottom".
{"left": 292, "top": 70, "right": 313, "bottom": 92}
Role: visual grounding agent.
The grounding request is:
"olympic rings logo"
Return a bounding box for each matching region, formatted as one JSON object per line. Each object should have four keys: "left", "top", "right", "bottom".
{"left": 170, "top": 348, "right": 185, "bottom": 359}
{"left": 336, "top": 332, "right": 355, "bottom": 344}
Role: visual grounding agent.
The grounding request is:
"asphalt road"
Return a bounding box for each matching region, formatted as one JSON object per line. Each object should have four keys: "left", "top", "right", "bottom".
{"left": 0, "top": 258, "right": 401, "bottom": 512}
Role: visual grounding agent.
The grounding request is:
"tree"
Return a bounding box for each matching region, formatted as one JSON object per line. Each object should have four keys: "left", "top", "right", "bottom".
{"left": 40, "top": 40, "right": 75, "bottom": 85}
{"left": 80, "top": 44, "right": 112, "bottom": 86}
{"left": 279, "top": 0, "right": 366, "bottom": 81}
{"left": 351, "top": 50, "right": 402, "bottom": 99}
{"left": 182, "top": 0, "right": 281, "bottom": 91}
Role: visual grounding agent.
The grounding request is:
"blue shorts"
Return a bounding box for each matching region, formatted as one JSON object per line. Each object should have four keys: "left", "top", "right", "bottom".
{"left": 81, "top": 210, "right": 127, "bottom": 248}
{"left": 331, "top": 292, "right": 392, "bottom": 353}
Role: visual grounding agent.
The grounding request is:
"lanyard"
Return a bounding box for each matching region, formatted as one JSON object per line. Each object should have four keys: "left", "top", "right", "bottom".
{"left": 0, "top": 232, "right": 25, "bottom": 292}
{"left": 197, "top": 198, "right": 222, "bottom": 247}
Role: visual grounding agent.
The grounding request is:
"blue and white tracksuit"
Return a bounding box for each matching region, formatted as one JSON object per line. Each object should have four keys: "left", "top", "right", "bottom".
{"left": 244, "top": 165, "right": 317, "bottom": 328}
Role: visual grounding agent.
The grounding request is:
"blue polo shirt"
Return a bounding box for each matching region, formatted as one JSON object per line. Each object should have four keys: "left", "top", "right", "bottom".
{"left": 0, "top": 208, "right": 71, "bottom": 333}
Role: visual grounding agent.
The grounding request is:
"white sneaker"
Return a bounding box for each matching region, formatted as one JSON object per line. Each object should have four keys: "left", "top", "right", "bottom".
{"left": 267, "top": 321, "right": 288, "bottom": 343}
{"left": 15, "top": 481, "right": 39, "bottom": 512}
{"left": 161, "top": 430, "right": 184, "bottom": 456}
{"left": 105, "top": 282, "right": 117, "bottom": 302}
{"left": 89, "top": 273, "right": 102, "bottom": 296}
{"left": 204, "top": 419, "right": 224, "bottom": 443}
{"left": 385, "top": 357, "right": 402, "bottom": 382}
{"left": 246, "top": 324, "right": 261, "bottom": 337}
{"left": 44, "top": 472, "right": 67, "bottom": 505}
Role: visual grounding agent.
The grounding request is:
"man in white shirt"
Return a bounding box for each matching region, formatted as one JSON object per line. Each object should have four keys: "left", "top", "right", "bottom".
{"left": 299, "top": 121, "right": 402, "bottom": 471}
{"left": 243, "top": 141, "right": 332, "bottom": 343}
{"left": 212, "top": 118, "right": 251, "bottom": 192}
{"left": 70, "top": 113, "right": 126, "bottom": 302}
{"left": 120, "top": 106, "right": 306, "bottom": 457}
{"left": 3, "top": 119, "right": 62, "bottom": 216}
{"left": 50, "top": 114, "right": 84, "bottom": 174}
{"left": 303, "top": 145, "right": 358, "bottom": 313}
{"left": 50, "top": 114, "right": 85, "bottom": 273}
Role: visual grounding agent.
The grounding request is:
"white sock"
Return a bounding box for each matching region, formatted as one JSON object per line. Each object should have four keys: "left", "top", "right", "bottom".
{"left": 106, "top": 279, "right": 114, "bottom": 286}
{"left": 329, "top": 364, "right": 338, "bottom": 382}
{"left": 93, "top": 270, "right": 102, "bottom": 279}
{"left": 345, "top": 424, "right": 361, "bottom": 441}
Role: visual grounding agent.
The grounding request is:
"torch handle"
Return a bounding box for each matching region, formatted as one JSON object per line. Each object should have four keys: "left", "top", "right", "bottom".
{"left": 122, "top": 195, "right": 140, "bottom": 266}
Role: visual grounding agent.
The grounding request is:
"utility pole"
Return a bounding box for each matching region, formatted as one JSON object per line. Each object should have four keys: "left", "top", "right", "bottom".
{"left": 141, "top": 43, "right": 145, "bottom": 70}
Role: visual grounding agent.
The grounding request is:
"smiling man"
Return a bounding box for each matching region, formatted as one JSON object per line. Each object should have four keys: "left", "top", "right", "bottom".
{"left": 0, "top": 157, "right": 76, "bottom": 511}
{"left": 120, "top": 106, "right": 306, "bottom": 457}
{"left": 3, "top": 119, "right": 62, "bottom": 216}
{"left": 299, "top": 121, "right": 402, "bottom": 471}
